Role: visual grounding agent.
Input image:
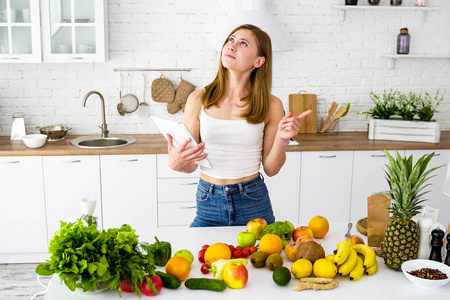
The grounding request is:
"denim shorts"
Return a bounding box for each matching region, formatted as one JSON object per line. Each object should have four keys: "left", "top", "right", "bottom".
{"left": 190, "top": 173, "right": 276, "bottom": 227}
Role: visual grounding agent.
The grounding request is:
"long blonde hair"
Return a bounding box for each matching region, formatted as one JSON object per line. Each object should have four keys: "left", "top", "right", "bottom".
{"left": 202, "top": 24, "right": 273, "bottom": 124}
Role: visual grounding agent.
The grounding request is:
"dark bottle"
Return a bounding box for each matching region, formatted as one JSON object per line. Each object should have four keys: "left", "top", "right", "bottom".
{"left": 391, "top": 0, "right": 402, "bottom": 5}
{"left": 397, "top": 28, "right": 410, "bottom": 55}
{"left": 444, "top": 233, "right": 450, "bottom": 267}
{"left": 429, "top": 228, "right": 445, "bottom": 262}
{"left": 368, "top": 0, "right": 380, "bottom": 5}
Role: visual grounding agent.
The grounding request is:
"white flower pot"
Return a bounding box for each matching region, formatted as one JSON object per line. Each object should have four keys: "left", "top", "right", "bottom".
{"left": 368, "top": 118, "right": 440, "bottom": 143}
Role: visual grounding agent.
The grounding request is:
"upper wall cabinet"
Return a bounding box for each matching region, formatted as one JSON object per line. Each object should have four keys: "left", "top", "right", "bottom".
{"left": 0, "top": 0, "right": 42, "bottom": 62}
{"left": 0, "top": 0, "right": 108, "bottom": 63}
{"left": 41, "top": 0, "right": 108, "bottom": 62}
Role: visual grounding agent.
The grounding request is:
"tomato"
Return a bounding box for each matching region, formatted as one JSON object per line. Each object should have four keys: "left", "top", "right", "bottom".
{"left": 139, "top": 274, "right": 163, "bottom": 296}
{"left": 119, "top": 278, "right": 134, "bottom": 293}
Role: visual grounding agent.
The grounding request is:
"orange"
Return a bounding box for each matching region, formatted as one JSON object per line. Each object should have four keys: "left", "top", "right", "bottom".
{"left": 204, "top": 243, "right": 232, "bottom": 265}
{"left": 308, "top": 215, "right": 329, "bottom": 239}
{"left": 165, "top": 256, "right": 191, "bottom": 281}
{"left": 258, "top": 234, "right": 283, "bottom": 255}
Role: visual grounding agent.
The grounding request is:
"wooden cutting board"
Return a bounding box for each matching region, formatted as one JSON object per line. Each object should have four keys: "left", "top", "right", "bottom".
{"left": 289, "top": 93, "right": 317, "bottom": 133}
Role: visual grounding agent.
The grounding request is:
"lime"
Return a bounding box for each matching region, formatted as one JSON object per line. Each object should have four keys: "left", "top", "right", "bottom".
{"left": 273, "top": 266, "right": 291, "bottom": 286}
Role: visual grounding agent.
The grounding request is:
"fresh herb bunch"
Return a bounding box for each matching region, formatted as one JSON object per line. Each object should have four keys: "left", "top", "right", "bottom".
{"left": 36, "top": 220, "right": 110, "bottom": 292}
{"left": 415, "top": 90, "right": 443, "bottom": 121}
{"left": 36, "top": 220, "right": 157, "bottom": 297}
{"left": 363, "top": 89, "right": 398, "bottom": 119}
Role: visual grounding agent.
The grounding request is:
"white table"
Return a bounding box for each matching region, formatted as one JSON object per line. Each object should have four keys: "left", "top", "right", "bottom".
{"left": 43, "top": 223, "right": 450, "bottom": 300}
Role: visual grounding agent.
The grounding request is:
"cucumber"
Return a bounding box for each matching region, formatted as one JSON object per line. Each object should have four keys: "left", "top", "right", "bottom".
{"left": 155, "top": 271, "right": 181, "bottom": 289}
{"left": 184, "top": 278, "right": 227, "bottom": 292}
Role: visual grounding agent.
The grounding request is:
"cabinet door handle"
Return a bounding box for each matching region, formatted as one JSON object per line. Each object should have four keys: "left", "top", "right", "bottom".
{"left": 180, "top": 206, "right": 196, "bottom": 209}
{"left": 63, "top": 160, "right": 81, "bottom": 163}
{"left": 319, "top": 155, "right": 337, "bottom": 158}
{"left": 119, "top": 159, "right": 138, "bottom": 162}
{"left": 370, "top": 154, "right": 386, "bottom": 158}
{"left": 1, "top": 160, "right": 20, "bottom": 164}
{"left": 2, "top": 57, "right": 20, "bottom": 60}
{"left": 181, "top": 182, "right": 198, "bottom": 185}
{"left": 67, "top": 57, "right": 84, "bottom": 60}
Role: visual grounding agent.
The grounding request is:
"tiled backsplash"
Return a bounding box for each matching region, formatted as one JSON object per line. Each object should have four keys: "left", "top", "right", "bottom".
{"left": 1, "top": 0, "right": 449, "bottom": 136}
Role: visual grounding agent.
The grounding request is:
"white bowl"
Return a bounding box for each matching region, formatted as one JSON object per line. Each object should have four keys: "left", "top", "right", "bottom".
{"left": 22, "top": 134, "right": 48, "bottom": 148}
{"left": 402, "top": 259, "right": 450, "bottom": 289}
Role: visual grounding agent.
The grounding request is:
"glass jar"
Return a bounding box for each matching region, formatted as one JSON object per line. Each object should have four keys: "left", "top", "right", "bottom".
{"left": 397, "top": 28, "right": 410, "bottom": 55}
{"left": 390, "top": 0, "right": 402, "bottom": 5}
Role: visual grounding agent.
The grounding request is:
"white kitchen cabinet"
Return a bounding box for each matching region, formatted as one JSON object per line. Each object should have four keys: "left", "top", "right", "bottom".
{"left": 0, "top": 0, "right": 42, "bottom": 62}
{"left": 0, "top": 156, "right": 47, "bottom": 263}
{"left": 263, "top": 152, "right": 301, "bottom": 224}
{"left": 41, "top": 0, "right": 108, "bottom": 62}
{"left": 350, "top": 150, "right": 403, "bottom": 222}
{"left": 156, "top": 154, "right": 199, "bottom": 227}
{"left": 405, "top": 149, "right": 450, "bottom": 225}
{"left": 101, "top": 155, "right": 157, "bottom": 241}
{"left": 43, "top": 155, "right": 102, "bottom": 243}
{"left": 299, "top": 151, "right": 353, "bottom": 223}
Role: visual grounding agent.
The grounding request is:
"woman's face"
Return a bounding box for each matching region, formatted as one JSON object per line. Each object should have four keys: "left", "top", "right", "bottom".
{"left": 221, "top": 29, "right": 264, "bottom": 72}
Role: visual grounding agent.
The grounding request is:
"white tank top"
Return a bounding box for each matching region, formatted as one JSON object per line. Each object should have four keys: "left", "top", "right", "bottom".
{"left": 199, "top": 107, "right": 265, "bottom": 179}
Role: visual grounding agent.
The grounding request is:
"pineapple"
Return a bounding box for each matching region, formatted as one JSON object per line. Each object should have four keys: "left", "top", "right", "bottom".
{"left": 381, "top": 149, "right": 441, "bottom": 271}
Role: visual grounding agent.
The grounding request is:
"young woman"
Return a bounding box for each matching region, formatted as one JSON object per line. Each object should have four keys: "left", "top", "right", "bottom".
{"left": 167, "top": 24, "right": 311, "bottom": 227}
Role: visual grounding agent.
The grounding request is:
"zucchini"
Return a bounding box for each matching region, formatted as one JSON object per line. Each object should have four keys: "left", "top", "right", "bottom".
{"left": 184, "top": 278, "right": 227, "bottom": 292}
{"left": 155, "top": 271, "right": 181, "bottom": 289}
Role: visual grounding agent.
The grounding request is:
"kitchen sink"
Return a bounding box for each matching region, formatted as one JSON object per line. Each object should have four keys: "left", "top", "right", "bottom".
{"left": 71, "top": 135, "right": 136, "bottom": 149}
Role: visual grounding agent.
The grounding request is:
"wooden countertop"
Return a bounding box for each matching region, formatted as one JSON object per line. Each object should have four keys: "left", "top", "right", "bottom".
{"left": 1, "top": 131, "right": 450, "bottom": 156}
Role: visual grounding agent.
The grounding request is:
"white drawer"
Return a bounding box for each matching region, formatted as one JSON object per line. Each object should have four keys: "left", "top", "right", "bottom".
{"left": 158, "top": 202, "right": 197, "bottom": 226}
{"left": 158, "top": 178, "right": 199, "bottom": 203}
{"left": 157, "top": 154, "right": 201, "bottom": 178}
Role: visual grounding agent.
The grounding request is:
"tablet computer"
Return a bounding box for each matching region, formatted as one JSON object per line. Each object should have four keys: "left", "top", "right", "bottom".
{"left": 151, "top": 116, "right": 213, "bottom": 169}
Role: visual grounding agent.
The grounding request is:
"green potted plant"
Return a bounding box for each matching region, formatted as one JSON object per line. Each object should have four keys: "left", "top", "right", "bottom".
{"left": 415, "top": 90, "right": 443, "bottom": 121}
{"left": 365, "top": 90, "right": 443, "bottom": 143}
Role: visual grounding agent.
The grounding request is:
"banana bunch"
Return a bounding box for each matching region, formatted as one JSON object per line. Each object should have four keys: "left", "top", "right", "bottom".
{"left": 333, "top": 240, "right": 378, "bottom": 281}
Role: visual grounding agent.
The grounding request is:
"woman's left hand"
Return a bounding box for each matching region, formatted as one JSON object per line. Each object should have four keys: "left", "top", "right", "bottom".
{"left": 276, "top": 110, "right": 312, "bottom": 143}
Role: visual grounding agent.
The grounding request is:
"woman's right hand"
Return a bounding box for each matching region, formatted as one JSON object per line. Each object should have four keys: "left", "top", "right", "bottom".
{"left": 167, "top": 134, "right": 207, "bottom": 172}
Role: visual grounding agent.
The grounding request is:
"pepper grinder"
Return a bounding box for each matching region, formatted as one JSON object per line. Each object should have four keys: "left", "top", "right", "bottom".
{"left": 444, "top": 234, "right": 450, "bottom": 267}
{"left": 417, "top": 215, "right": 432, "bottom": 259}
{"left": 429, "top": 228, "right": 445, "bottom": 262}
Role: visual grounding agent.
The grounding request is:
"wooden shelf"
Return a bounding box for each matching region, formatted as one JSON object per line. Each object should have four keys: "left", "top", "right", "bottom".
{"left": 379, "top": 53, "right": 450, "bottom": 69}
{"left": 332, "top": 5, "right": 440, "bottom": 22}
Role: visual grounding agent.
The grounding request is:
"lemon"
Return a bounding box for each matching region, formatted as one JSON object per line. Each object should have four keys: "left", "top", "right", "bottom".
{"left": 290, "top": 258, "right": 313, "bottom": 279}
{"left": 313, "top": 258, "right": 337, "bottom": 278}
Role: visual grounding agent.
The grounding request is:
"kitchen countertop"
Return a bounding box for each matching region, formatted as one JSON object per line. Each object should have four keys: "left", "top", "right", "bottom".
{"left": 42, "top": 223, "right": 450, "bottom": 300}
{"left": 1, "top": 131, "right": 450, "bottom": 156}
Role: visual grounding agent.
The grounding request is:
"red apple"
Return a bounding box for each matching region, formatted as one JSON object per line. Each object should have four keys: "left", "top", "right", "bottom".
{"left": 246, "top": 218, "right": 268, "bottom": 239}
{"left": 222, "top": 261, "right": 248, "bottom": 289}
{"left": 346, "top": 234, "right": 365, "bottom": 246}
{"left": 292, "top": 226, "right": 314, "bottom": 242}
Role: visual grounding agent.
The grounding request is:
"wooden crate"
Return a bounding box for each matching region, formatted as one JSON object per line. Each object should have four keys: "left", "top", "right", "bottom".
{"left": 368, "top": 119, "right": 440, "bottom": 143}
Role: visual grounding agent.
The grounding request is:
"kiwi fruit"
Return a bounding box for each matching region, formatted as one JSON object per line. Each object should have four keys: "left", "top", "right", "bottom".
{"left": 250, "top": 251, "right": 270, "bottom": 268}
{"left": 265, "top": 253, "right": 283, "bottom": 271}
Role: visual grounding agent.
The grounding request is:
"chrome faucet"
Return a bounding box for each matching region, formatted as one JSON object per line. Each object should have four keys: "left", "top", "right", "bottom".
{"left": 82, "top": 91, "right": 109, "bottom": 138}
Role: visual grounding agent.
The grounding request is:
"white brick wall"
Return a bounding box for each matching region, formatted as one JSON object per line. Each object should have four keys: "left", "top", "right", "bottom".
{"left": 1, "top": 0, "right": 449, "bottom": 136}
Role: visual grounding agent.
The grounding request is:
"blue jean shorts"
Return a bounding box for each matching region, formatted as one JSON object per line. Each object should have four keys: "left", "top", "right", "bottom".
{"left": 190, "top": 173, "right": 276, "bottom": 227}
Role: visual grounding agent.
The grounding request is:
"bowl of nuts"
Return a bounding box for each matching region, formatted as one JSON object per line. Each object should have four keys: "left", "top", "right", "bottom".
{"left": 401, "top": 259, "right": 450, "bottom": 289}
